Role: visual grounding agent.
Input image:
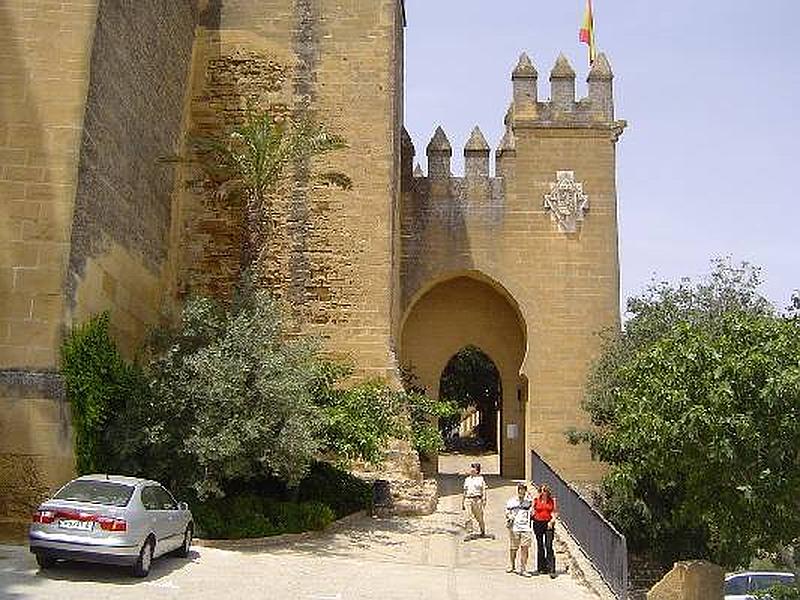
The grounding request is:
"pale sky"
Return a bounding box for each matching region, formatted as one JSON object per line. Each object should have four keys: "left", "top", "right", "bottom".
{"left": 404, "top": 1, "right": 799, "bottom": 312}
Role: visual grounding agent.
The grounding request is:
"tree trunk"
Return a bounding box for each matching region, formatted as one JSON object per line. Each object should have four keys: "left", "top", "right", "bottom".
{"left": 240, "top": 192, "right": 262, "bottom": 279}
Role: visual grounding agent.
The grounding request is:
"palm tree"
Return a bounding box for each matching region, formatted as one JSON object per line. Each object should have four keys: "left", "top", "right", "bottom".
{"left": 189, "top": 111, "right": 352, "bottom": 277}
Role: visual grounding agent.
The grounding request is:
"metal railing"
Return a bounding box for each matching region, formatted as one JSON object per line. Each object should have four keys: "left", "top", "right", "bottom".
{"left": 531, "top": 450, "right": 628, "bottom": 599}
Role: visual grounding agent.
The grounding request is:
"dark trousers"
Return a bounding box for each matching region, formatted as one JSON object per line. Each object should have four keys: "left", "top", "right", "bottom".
{"left": 532, "top": 519, "right": 555, "bottom": 573}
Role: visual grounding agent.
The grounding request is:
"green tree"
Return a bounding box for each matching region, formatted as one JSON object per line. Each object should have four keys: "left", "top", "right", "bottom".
{"left": 439, "top": 345, "right": 501, "bottom": 446}
{"left": 189, "top": 111, "right": 351, "bottom": 273}
{"left": 313, "top": 362, "right": 456, "bottom": 461}
{"left": 573, "top": 260, "right": 800, "bottom": 567}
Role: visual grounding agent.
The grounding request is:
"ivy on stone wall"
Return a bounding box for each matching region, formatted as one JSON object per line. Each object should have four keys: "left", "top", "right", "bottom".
{"left": 61, "top": 313, "right": 144, "bottom": 475}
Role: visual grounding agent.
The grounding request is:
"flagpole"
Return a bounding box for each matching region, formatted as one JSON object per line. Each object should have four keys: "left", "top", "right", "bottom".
{"left": 588, "top": 0, "right": 595, "bottom": 66}
{"left": 580, "top": 0, "right": 597, "bottom": 67}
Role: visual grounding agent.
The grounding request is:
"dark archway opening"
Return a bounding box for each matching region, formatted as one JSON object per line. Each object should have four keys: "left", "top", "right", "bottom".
{"left": 438, "top": 346, "right": 501, "bottom": 453}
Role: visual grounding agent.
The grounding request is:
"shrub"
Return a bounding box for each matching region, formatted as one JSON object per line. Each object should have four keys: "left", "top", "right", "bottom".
{"left": 297, "top": 461, "right": 372, "bottom": 518}
{"left": 313, "top": 363, "right": 455, "bottom": 460}
{"left": 314, "top": 368, "right": 407, "bottom": 464}
{"left": 64, "top": 295, "right": 441, "bottom": 509}
{"left": 755, "top": 585, "right": 800, "bottom": 600}
{"left": 192, "top": 494, "right": 336, "bottom": 539}
{"left": 406, "top": 390, "right": 458, "bottom": 455}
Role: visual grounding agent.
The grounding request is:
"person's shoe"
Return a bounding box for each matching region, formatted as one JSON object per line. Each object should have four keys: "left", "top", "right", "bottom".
{"left": 549, "top": 572, "right": 557, "bottom": 579}
{"left": 519, "top": 570, "right": 532, "bottom": 578}
{"left": 506, "top": 566, "right": 515, "bottom": 573}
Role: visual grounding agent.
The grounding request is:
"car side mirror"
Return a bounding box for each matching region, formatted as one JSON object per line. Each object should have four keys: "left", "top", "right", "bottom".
{"left": 178, "top": 501, "right": 189, "bottom": 511}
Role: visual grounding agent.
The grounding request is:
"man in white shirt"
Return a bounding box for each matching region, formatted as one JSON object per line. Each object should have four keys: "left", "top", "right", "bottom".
{"left": 462, "top": 462, "right": 487, "bottom": 538}
{"left": 504, "top": 482, "right": 533, "bottom": 576}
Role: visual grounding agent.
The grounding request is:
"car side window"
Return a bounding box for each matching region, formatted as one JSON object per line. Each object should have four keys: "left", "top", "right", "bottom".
{"left": 141, "top": 487, "right": 160, "bottom": 511}
{"left": 155, "top": 486, "right": 177, "bottom": 511}
{"left": 724, "top": 575, "right": 748, "bottom": 595}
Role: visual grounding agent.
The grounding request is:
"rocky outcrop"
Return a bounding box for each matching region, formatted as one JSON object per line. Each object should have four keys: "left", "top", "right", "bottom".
{"left": 647, "top": 560, "right": 724, "bottom": 600}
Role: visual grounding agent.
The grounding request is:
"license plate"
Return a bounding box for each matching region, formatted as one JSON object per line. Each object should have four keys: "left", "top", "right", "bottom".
{"left": 59, "top": 519, "right": 94, "bottom": 531}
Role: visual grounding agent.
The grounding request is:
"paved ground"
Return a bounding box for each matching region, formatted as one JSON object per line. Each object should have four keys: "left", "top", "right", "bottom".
{"left": 0, "top": 454, "right": 598, "bottom": 599}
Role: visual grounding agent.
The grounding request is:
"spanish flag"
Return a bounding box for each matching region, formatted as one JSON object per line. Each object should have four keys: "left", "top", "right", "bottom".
{"left": 580, "top": 0, "right": 597, "bottom": 66}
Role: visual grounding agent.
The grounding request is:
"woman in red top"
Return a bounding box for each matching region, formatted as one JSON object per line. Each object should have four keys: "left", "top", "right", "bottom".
{"left": 531, "top": 483, "right": 558, "bottom": 577}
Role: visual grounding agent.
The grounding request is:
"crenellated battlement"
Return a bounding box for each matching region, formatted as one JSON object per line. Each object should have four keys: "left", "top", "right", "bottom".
{"left": 404, "top": 125, "right": 507, "bottom": 183}
{"left": 401, "top": 125, "right": 504, "bottom": 226}
{"left": 404, "top": 50, "right": 622, "bottom": 188}
{"left": 509, "top": 51, "right": 617, "bottom": 125}
{"left": 404, "top": 125, "right": 504, "bottom": 185}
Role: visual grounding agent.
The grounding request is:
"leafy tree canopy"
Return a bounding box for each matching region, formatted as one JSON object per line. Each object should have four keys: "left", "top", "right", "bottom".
{"left": 439, "top": 345, "right": 501, "bottom": 411}
{"left": 574, "top": 260, "right": 800, "bottom": 567}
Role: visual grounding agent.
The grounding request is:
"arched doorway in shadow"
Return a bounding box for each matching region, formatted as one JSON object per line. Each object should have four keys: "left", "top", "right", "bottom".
{"left": 400, "top": 273, "right": 528, "bottom": 478}
{"left": 439, "top": 346, "right": 501, "bottom": 453}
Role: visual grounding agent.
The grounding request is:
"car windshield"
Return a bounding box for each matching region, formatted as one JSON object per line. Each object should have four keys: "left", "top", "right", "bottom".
{"left": 53, "top": 480, "right": 134, "bottom": 507}
{"left": 750, "top": 574, "right": 795, "bottom": 591}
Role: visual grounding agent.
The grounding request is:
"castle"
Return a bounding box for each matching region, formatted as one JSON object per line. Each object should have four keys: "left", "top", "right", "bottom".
{"left": 0, "top": 0, "right": 625, "bottom": 533}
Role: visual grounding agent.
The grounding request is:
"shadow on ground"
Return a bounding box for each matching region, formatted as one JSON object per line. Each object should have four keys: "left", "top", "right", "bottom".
{"left": 35, "top": 549, "right": 200, "bottom": 585}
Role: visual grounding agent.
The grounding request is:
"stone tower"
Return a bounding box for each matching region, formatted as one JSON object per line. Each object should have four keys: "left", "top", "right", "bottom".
{"left": 399, "top": 52, "right": 625, "bottom": 479}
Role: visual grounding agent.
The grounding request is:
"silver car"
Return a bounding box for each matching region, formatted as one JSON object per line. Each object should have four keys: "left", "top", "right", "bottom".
{"left": 725, "top": 571, "right": 796, "bottom": 600}
{"left": 29, "top": 475, "right": 193, "bottom": 577}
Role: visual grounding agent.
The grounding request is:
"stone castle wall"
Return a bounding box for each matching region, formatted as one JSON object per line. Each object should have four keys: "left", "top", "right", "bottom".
{"left": 0, "top": 1, "right": 407, "bottom": 535}
{"left": 0, "top": 0, "right": 200, "bottom": 536}
{"left": 0, "top": 0, "right": 621, "bottom": 533}
{"left": 66, "top": 0, "right": 198, "bottom": 355}
{"left": 178, "top": 0, "right": 405, "bottom": 380}
{"left": 0, "top": 0, "right": 100, "bottom": 538}
{"left": 0, "top": 0, "right": 98, "bottom": 372}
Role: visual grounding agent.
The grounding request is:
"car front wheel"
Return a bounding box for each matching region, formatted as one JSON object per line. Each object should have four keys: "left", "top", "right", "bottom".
{"left": 175, "top": 525, "right": 193, "bottom": 558}
{"left": 132, "top": 537, "right": 154, "bottom": 578}
{"left": 35, "top": 553, "right": 56, "bottom": 570}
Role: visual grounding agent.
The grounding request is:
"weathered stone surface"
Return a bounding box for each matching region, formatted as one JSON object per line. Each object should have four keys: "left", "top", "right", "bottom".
{"left": 0, "top": 379, "right": 73, "bottom": 541}
{"left": 351, "top": 439, "right": 437, "bottom": 517}
{"left": 0, "top": 0, "right": 99, "bottom": 371}
{"left": 67, "top": 0, "right": 197, "bottom": 304}
{"left": 178, "top": 1, "right": 405, "bottom": 385}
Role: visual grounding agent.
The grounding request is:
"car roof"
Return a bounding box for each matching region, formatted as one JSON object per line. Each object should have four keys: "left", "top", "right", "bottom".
{"left": 74, "top": 474, "right": 162, "bottom": 487}
{"left": 726, "top": 571, "right": 795, "bottom": 579}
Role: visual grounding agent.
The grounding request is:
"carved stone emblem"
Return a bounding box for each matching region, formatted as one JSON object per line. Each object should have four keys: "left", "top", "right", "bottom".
{"left": 543, "top": 171, "right": 589, "bottom": 233}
